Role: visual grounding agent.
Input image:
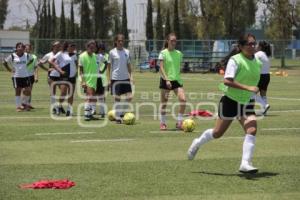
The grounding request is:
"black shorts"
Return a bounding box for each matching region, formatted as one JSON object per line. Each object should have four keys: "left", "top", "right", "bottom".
{"left": 68, "top": 77, "right": 77, "bottom": 84}
{"left": 218, "top": 95, "right": 255, "bottom": 119}
{"left": 96, "top": 77, "right": 105, "bottom": 95}
{"left": 12, "top": 77, "right": 31, "bottom": 89}
{"left": 111, "top": 79, "right": 132, "bottom": 96}
{"left": 258, "top": 74, "right": 270, "bottom": 91}
{"left": 159, "top": 78, "right": 183, "bottom": 90}
{"left": 49, "top": 76, "right": 61, "bottom": 82}
{"left": 29, "top": 75, "right": 35, "bottom": 85}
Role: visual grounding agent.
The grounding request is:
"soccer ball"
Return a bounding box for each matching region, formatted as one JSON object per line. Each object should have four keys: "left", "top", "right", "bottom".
{"left": 182, "top": 119, "right": 196, "bottom": 132}
{"left": 108, "top": 110, "right": 116, "bottom": 121}
{"left": 123, "top": 112, "right": 135, "bottom": 125}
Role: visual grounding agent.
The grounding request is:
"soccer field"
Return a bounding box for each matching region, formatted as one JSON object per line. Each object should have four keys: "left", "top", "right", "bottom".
{"left": 0, "top": 69, "right": 300, "bottom": 200}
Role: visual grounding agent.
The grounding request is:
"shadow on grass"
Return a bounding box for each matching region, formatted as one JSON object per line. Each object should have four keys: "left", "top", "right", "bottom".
{"left": 192, "top": 171, "right": 279, "bottom": 180}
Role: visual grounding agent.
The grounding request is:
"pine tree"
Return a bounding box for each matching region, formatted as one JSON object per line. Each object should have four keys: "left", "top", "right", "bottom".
{"left": 122, "top": 0, "right": 129, "bottom": 42}
{"left": 80, "top": 0, "right": 91, "bottom": 39}
{"left": 173, "top": 0, "right": 180, "bottom": 38}
{"left": 51, "top": 0, "right": 56, "bottom": 38}
{"left": 47, "top": 0, "right": 52, "bottom": 38}
{"left": 70, "top": 0, "right": 75, "bottom": 39}
{"left": 165, "top": 9, "right": 171, "bottom": 37}
{"left": 156, "top": 0, "right": 163, "bottom": 40}
{"left": 0, "top": 0, "right": 9, "bottom": 29}
{"left": 146, "top": 0, "right": 154, "bottom": 40}
{"left": 60, "top": 0, "right": 66, "bottom": 39}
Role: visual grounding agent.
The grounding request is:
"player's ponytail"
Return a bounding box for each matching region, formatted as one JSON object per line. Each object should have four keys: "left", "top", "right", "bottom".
{"left": 258, "top": 41, "right": 271, "bottom": 57}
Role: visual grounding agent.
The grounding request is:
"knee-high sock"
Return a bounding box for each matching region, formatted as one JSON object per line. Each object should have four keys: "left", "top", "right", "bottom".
{"left": 242, "top": 134, "right": 256, "bottom": 163}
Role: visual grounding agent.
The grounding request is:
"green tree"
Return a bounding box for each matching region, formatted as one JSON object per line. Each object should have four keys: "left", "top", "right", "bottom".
{"left": 155, "top": 0, "right": 164, "bottom": 40}
{"left": 146, "top": 0, "right": 154, "bottom": 40}
{"left": 60, "top": 0, "right": 66, "bottom": 39}
{"left": 47, "top": 0, "right": 52, "bottom": 38}
{"left": 0, "top": 0, "right": 9, "bottom": 29}
{"left": 69, "top": 0, "right": 75, "bottom": 39}
{"left": 122, "top": 0, "right": 129, "bottom": 42}
{"left": 165, "top": 9, "right": 171, "bottom": 37}
{"left": 265, "top": 0, "right": 293, "bottom": 39}
{"left": 92, "top": 0, "right": 104, "bottom": 38}
{"left": 80, "top": 0, "right": 92, "bottom": 39}
{"left": 51, "top": 0, "right": 56, "bottom": 38}
{"left": 173, "top": 0, "right": 180, "bottom": 38}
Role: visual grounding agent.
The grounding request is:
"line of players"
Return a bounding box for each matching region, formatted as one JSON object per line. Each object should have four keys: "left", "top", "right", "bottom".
{"left": 3, "top": 34, "right": 133, "bottom": 122}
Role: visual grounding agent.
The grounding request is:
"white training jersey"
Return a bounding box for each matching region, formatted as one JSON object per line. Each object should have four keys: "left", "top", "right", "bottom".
{"left": 255, "top": 51, "right": 270, "bottom": 74}
{"left": 5, "top": 53, "right": 32, "bottom": 78}
{"left": 108, "top": 48, "right": 131, "bottom": 80}
{"left": 53, "top": 51, "right": 74, "bottom": 78}
{"left": 69, "top": 53, "right": 78, "bottom": 78}
{"left": 41, "top": 52, "right": 60, "bottom": 77}
{"left": 97, "top": 53, "right": 105, "bottom": 78}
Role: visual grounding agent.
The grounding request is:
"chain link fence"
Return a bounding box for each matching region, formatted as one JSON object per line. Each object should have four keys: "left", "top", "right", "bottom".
{"left": 1, "top": 38, "right": 299, "bottom": 72}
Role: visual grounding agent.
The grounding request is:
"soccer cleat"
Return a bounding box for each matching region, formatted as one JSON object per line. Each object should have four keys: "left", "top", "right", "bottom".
{"left": 239, "top": 161, "right": 258, "bottom": 174}
{"left": 16, "top": 106, "right": 25, "bottom": 112}
{"left": 115, "top": 119, "right": 123, "bottom": 124}
{"left": 176, "top": 121, "right": 183, "bottom": 130}
{"left": 52, "top": 108, "right": 57, "bottom": 115}
{"left": 100, "top": 113, "right": 105, "bottom": 118}
{"left": 160, "top": 123, "right": 167, "bottom": 131}
{"left": 91, "top": 109, "right": 96, "bottom": 116}
{"left": 262, "top": 104, "right": 270, "bottom": 116}
{"left": 84, "top": 115, "right": 91, "bottom": 121}
{"left": 59, "top": 106, "right": 66, "bottom": 114}
{"left": 66, "top": 110, "right": 72, "bottom": 117}
{"left": 187, "top": 138, "right": 200, "bottom": 160}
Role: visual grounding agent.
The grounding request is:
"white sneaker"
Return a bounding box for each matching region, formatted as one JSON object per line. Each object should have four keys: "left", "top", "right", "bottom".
{"left": 239, "top": 161, "right": 258, "bottom": 174}
{"left": 262, "top": 104, "right": 270, "bottom": 115}
{"left": 187, "top": 138, "right": 200, "bottom": 160}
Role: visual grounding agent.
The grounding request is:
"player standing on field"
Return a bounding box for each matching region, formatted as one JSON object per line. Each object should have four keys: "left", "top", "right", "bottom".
{"left": 158, "top": 33, "right": 186, "bottom": 131}
{"left": 107, "top": 34, "right": 133, "bottom": 124}
{"left": 3, "top": 43, "right": 33, "bottom": 112}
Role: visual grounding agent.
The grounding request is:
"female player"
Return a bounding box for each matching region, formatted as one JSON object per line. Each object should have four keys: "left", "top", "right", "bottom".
{"left": 107, "top": 34, "right": 133, "bottom": 123}
{"left": 255, "top": 41, "right": 271, "bottom": 115}
{"left": 38, "top": 41, "right": 62, "bottom": 114}
{"left": 24, "top": 44, "right": 38, "bottom": 109}
{"left": 93, "top": 42, "right": 109, "bottom": 118}
{"left": 187, "top": 33, "right": 262, "bottom": 174}
{"left": 79, "top": 40, "right": 99, "bottom": 121}
{"left": 3, "top": 43, "right": 32, "bottom": 111}
{"left": 48, "top": 42, "right": 77, "bottom": 116}
{"left": 158, "top": 33, "right": 186, "bottom": 130}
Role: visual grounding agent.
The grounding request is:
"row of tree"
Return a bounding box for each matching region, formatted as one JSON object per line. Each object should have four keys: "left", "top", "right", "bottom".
{"left": 32, "top": 0, "right": 129, "bottom": 40}
{"left": 1, "top": 0, "right": 299, "bottom": 40}
{"left": 146, "top": 0, "right": 300, "bottom": 40}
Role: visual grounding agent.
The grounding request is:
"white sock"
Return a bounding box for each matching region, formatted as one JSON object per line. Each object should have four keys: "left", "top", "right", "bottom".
{"left": 67, "top": 104, "right": 73, "bottom": 112}
{"left": 15, "top": 96, "right": 21, "bottom": 107}
{"left": 23, "top": 96, "right": 30, "bottom": 106}
{"left": 84, "top": 103, "right": 91, "bottom": 116}
{"left": 114, "top": 102, "right": 122, "bottom": 120}
{"left": 91, "top": 102, "right": 96, "bottom": 113}
{"left": 242, "top": 134, "right": 256, "bottom": 163}
{"left": 160, "top": 114, "right": 166, "bottom": 124}
{"left": 195, "top": 129, "right": 214, "bottom": 147}
{"left": 50, "top": 96, "right": 56, "bottom": 106}
{"left": 262, "top": 96, "right": 268, "bottom": 106}
{"left": 177, "top": 113, "right": 183, "bottom": 122}
{"left": 98, "top": 98, "right": 105, "bottom": 114}
{"left": 255, "top": 95, "right": 266, "bottom": 108}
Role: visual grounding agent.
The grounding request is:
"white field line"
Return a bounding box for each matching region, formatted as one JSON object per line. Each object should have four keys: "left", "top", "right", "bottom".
{"left": 35, "top": 131, "right": 96, "bottom": 136}
{"left": 149, "top": 131, "right": 183, "bottom": 134}
{"left": 70, "top": 138, "right": 136, "bottom": 143}
{"left": 261, "top": 128, "right": 300, "bottom": 131}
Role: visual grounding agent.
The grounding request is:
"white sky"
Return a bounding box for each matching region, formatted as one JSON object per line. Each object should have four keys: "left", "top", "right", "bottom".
{"left": 4, "top": 0, "right": 266, "bottom": 31}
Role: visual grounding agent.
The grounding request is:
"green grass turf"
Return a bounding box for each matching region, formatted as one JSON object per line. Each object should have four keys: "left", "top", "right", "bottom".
{"left": 0, "top": 69, "right": 300, "bottom": 200}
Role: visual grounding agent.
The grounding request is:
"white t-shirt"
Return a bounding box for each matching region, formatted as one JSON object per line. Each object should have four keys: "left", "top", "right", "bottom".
{"left": 53, "top": 51, "right": 74, "bottom": 77}
{"left": 41, "top": 52, "right": 60, "bottom": 77}
{"left": 5, "top": 53, "right": 31, "bottom": 78}
{"left": 255, "top": 51, "right": 270, "bottom": 74}
{"left": 224, "top": 58, "right": 238, "bottom": 79}
{"left": 97, "top": 54, "right": 105, "bottom": 78}
{"left": 109, "top": 48, "right": 131, "bottom": 80}
{"left": 69, "top": 54, "right": 77, "bottom": 78}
